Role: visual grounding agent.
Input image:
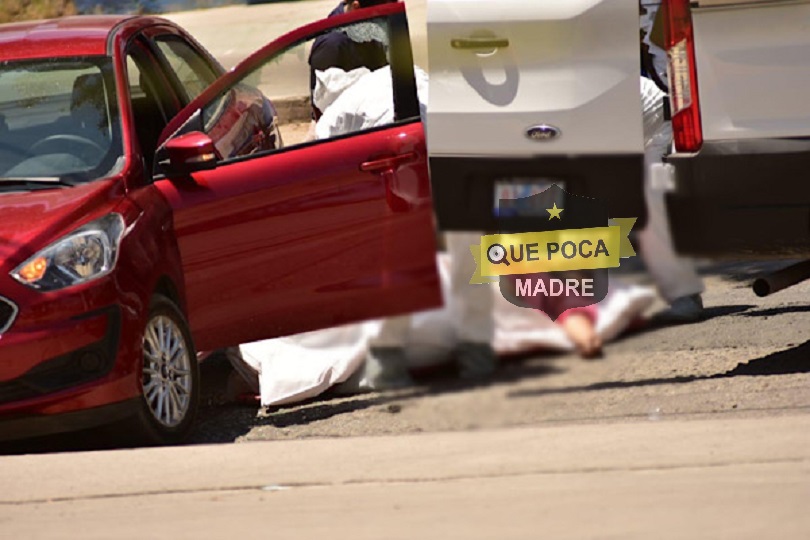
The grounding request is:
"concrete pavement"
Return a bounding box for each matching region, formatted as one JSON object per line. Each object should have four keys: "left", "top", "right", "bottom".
{"left": 2, "top": 413, "right": 809, "bottom": 538}
{"left": 165, "top": 0, "right": 429, "bottom": 70}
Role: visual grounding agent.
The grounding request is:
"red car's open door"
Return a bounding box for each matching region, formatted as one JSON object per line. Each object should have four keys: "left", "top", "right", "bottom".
{"left": 153, "top": 2, "right": 440, "bottom": 351}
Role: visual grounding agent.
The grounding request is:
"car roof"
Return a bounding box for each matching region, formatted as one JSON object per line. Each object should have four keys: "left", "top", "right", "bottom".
{"left": 0, "top": 15, "right": 141, "bottom": 62}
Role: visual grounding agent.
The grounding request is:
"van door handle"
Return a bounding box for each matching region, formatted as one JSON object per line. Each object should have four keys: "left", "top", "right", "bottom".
{"left": 451, "top": 37, "right": 509, "bottom": 50}
{"left": 360, "top": 152, "right": 417, "bottom": 173}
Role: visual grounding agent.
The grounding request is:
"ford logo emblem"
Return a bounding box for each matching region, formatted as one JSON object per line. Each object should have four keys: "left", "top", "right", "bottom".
{"left": 526, "top": 124, "right": 561, "bottom": 141}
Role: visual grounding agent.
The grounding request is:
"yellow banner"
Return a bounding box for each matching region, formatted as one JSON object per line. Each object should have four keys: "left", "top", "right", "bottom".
{"left": 471, "top": 222, "right": 636, "bottom": 282}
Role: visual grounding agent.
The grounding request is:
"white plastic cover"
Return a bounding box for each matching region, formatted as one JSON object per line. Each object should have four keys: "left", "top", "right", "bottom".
{"left": 314, "top": 65, "right": 429, "bottom": 139}
{"left": 231, "top": 255, "right": 654, "bottom": 407}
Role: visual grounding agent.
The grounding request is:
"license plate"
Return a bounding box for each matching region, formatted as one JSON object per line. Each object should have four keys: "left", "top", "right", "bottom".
{"left": 494, "top": 179, "right": 565, "bottom": 217}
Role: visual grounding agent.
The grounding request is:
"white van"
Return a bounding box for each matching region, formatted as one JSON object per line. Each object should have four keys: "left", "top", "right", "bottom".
{"left": 428, "top": 0, "right": 810, "bottom": 258}
{"left": 426, "top": 0, "right": 647, "bottom": 231}
{"left": 655, "top": 0, "right": 810, "bottom": 257}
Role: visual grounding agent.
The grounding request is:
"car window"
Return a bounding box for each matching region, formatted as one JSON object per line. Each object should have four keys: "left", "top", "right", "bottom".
{"left": 0, "top": 57, "right": 123, "bottom": 184}
{"left": 154, "top": 35, "right": 218, "bottom": 103}
{"left": 194, "top": 15, "right": 421, "bottom": 162}
{"left": 126, "top": 47, "right": 172, "bottom": 173}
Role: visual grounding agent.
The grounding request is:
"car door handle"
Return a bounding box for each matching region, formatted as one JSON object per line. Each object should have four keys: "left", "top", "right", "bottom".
{"left": 360, "top": 152, "right": 418, "bottom": 173}
{"left": 451, "top": 37, "right": 510, "bottom": 50}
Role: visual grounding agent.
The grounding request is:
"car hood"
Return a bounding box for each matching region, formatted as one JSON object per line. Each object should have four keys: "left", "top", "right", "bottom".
{"left": 0, "top": 180, "right": 124, "bottom": 270}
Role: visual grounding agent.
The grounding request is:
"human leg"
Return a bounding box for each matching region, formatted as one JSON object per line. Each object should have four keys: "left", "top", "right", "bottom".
{"left": 638, "top": 77, "right": 705, "bottom": 319}
{"left": 363, "top": 315, "right": 414, "bottom": 389}
{"left": 446, "top": 232, "right": 497, "bottom": 378}
{"left": 560, "top": 312, "right": 602, "bottom": 358}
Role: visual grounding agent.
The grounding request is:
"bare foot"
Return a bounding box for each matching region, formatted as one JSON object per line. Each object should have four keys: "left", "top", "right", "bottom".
{"left": 561, "top": 313, "right": 603, "bottom": 359}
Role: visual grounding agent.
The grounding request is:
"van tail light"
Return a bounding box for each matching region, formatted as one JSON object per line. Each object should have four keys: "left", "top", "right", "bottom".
{"left": 662, "top": 0, "right": 703, "bottom": 152}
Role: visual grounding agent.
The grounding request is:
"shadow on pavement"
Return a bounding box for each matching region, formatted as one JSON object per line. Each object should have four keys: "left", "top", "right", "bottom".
{"left": 192, "top": 394, "right": 397, "bottom": 443}
{"left": 610, "top": 304, "right": 755, "bottom": 343}
{"left": 188, "top": 354, "right": 565, "bottom": 444}
{"left": 737, "top": 304, "right": 810, "bottom": 318}
{"left": 0, "top": 426, "right": 134, "bottom": 455}
{"left": 508, "top": 339, "right": 810, "bottom": 399}
{"left": 696, "top": 259, "right": 800, "bottom": 282}
{"left": 3, "top": 299, "right": 801, "bottom": 453}
{"left": 648, "top": 304, "right": 755, "bottom": 326}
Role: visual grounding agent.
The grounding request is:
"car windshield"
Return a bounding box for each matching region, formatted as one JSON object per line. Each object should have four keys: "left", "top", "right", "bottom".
{"left": 0, "top": 57, "right": 124, "bottom": 186}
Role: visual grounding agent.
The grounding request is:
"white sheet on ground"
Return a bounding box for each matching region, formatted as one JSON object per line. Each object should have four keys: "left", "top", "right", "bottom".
{"left": 231, "top": 255, "right": 655, "bottom": 407}
{"left": 233, "top": 72, "right": 657, "bottom": 406}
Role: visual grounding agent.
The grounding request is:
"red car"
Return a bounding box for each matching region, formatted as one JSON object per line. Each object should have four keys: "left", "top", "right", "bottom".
{"left": 0, "top": 2, "right": 439, "bottom": 444}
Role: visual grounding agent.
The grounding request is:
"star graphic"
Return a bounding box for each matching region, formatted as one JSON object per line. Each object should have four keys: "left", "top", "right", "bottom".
{"left": 547, "top": 202, "right": 564, "bottom": 220}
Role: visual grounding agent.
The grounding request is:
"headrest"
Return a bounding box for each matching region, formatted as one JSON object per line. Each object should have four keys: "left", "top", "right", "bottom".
{"left": 71, "top": 73, "right": 108, "bottom": 132}
{"left": 71, "top": 73, "right": 105, "bottom": 114}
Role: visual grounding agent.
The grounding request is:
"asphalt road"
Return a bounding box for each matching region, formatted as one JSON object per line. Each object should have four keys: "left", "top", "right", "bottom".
{"left": 2, "top": 253, "right": 808, "bottom": 539}
{"left": 1, "top": 1, "right": 809, "bottom": 537}
{"left": 187, "top": 261, "right": 810, "bottom": 444}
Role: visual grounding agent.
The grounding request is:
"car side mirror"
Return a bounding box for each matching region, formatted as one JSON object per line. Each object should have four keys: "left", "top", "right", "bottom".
{"left": 162, "top": 131, "right": 218, "bottom": 178}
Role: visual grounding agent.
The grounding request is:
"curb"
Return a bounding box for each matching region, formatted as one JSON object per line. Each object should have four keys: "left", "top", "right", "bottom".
{"left": 273, "top": 95, "right": 312, "bottom": 124}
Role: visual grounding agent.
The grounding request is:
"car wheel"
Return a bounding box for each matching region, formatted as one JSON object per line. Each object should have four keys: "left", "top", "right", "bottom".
{"left": 132, "top": 294, "right": 199, "bottom": 445}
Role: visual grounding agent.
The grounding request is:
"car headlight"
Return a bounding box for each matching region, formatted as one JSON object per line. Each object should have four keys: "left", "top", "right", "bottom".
{"left": 11, "top": 213, "right": 125, "bottom": 291}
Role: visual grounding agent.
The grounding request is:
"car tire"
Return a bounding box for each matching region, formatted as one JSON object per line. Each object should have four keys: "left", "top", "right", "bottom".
{"left": 129, "top": 294, "right": 200, "bottom": 445}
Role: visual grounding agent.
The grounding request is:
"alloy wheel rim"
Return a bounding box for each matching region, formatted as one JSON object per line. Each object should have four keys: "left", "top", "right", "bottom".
{"left": 142, "top": 315, "right": 192, "bottom": 428}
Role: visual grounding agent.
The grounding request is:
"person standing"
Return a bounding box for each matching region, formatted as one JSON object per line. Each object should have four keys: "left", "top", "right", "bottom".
{"left": 308, "top": 0, "right": 391, "bottom": 118}
{"left": 638, "top": 76, "right": 705, "bottom": 321}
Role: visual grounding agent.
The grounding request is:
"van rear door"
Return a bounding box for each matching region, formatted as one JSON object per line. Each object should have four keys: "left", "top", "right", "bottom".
{"left": 427, "top": 0, "right": 646, "bottom": 231}
{"left": 664, "top": 0, "right": 810, "bottom": 256}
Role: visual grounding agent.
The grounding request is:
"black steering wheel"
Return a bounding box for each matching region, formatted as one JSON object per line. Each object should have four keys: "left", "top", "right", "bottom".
{"left": 30, "top": 134, "right": 105, "bottom": 161}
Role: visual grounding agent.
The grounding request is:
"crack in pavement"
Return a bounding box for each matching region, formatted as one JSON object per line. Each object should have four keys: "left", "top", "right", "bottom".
{"left": 2, "top": 456, "right": 807, "bottom": 507}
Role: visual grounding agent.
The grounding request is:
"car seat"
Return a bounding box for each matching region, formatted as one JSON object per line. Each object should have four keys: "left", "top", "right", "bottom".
{"left": 70, "top": 73, "right": 110, "bottom": 146}
{"left": 132, "top": 72, "right": 169, "bottom": 176}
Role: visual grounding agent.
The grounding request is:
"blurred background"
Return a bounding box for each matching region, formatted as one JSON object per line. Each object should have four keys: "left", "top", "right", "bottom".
{"left": 1, "top": 0, "right": 251, "bottom": 23}
{"left": 0, "top": 0, "right": 430, "bottom": 70}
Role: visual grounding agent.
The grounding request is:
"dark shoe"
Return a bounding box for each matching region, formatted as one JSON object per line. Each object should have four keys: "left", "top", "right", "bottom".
{"left": 363, "top": 347, "right": 415, "bottom": 390}
{"left": 661, "top": 293, "right": 704, "bottom": 323}
{"left": 455, "top": 342, "right": 497, "bottom": 380}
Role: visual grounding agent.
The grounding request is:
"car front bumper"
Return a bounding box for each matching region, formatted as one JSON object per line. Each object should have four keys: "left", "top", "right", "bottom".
{"left": 0, "top": 306, "right": 122, "bottom": 407}
{"left": 0, "top": 301, "right": 145, "bottom": 441}
{"left": 0, "top": 271, "right": 148, "bottom": 439}
{"left": 0, "top": 397, "right": 140, "bottom": 442}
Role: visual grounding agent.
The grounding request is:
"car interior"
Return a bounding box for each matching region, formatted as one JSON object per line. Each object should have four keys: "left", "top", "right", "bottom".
{"left": 0, "top": 65, "right": 122, "bottom": 181}
{"left": 131, "top": 72, "right": 170, "bottom": 175}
